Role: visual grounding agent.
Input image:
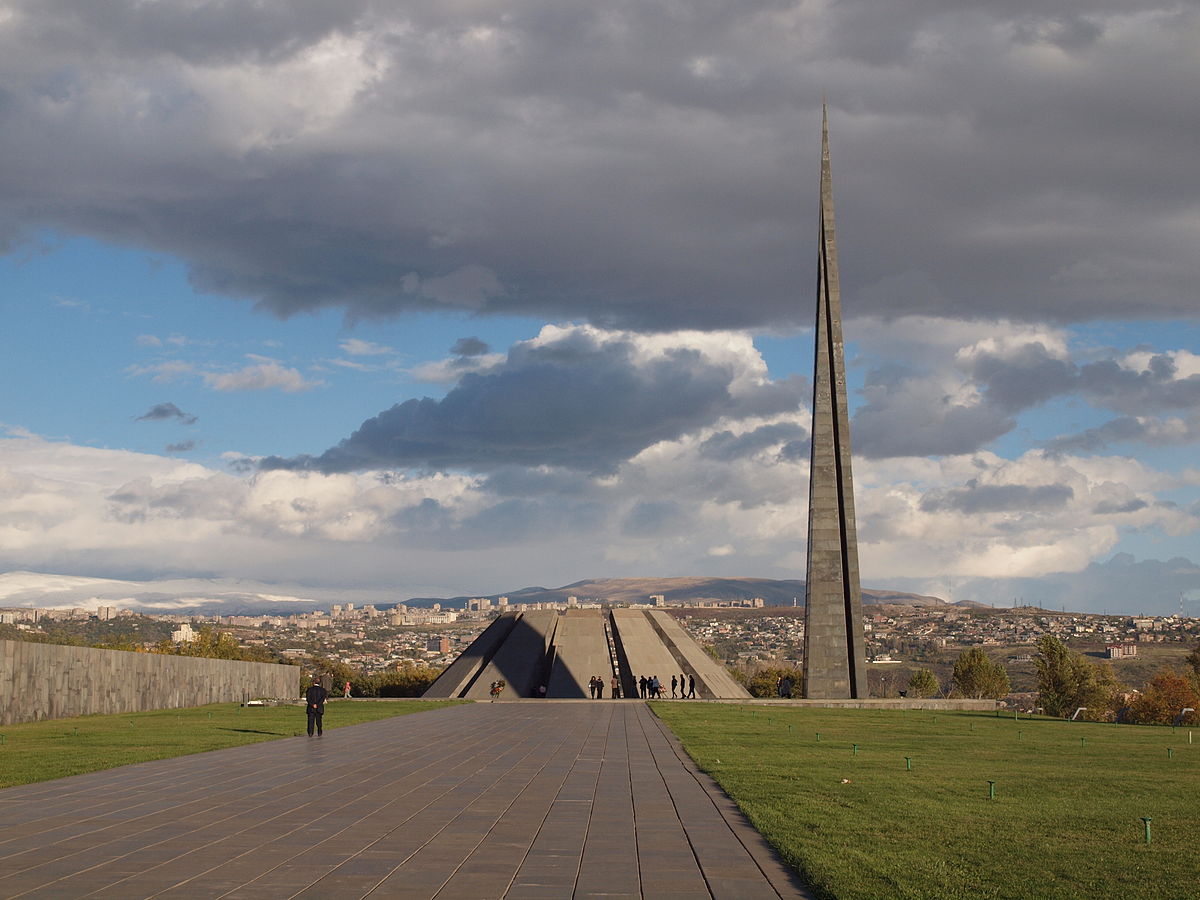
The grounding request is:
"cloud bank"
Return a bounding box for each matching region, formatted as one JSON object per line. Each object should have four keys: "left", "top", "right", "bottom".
{"left": 264, "top": 326, "right": 805, "bottom": 473}
{"left": 1, "top": 1, "right": 1197, "bottom": 329}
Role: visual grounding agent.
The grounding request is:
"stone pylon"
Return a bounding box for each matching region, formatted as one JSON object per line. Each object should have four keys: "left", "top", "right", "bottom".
{"left": 802, "top": 106, "right": 869, "bottom": 699}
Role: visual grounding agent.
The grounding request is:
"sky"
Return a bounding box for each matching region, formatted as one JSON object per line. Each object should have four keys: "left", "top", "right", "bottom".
{"left": 2, "top": 1, "right": 1199, "bottom": 615}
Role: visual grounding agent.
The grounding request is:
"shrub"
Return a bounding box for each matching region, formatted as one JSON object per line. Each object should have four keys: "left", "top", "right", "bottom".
{"left": 738, "top": 666, "right": 804, "bottom": 698}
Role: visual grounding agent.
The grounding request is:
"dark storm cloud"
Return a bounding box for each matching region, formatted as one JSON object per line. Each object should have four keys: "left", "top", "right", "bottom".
{"left": 1046, "top": 416, "right": 1146, "bottom": 453}
{"left": 262, "top": 329, "right": 802, "bottom": 473}
{"left": 699, "top": 422, "right": 808, "bottom": 462}
{"left": 1046, "top": 412, "right": 1200, "bottom": 453}
{"left": 1093, "top": 497, "right": 1148, "bottom": 515}
{"left": 967, "top": 344, "right": 1077, "bottom": 414}
{"left": 1077, "top": 357, "right": 1200, "bottom": 414}
{"left": 451, "top": 337, "right": 490, "bottom": 358}
{"left": 889, "top": 552, "right": 1200, "bottom": 615}
{"left": 854, "top": 342, "right": 1200, "bottom": 459}
{"left": 392, "top": 496, "right": 607, "bottom": 550}
{"left": 919, "top": 481, "right": 1075, "bottom": 515}
{"left": 852, "top": 365, "right": 1015, "bottom": 459}
{"left": 483, "top": 466, "right": 599, "bottom": 498}
{"left": 1, "top": 2, "right": 1196, "bottom": 329}
{"left": 972, "top": 348, "right": 1200, "bottom": 418}
{"left": 623, "top": 501, "right": 684, "bottom": 537}
{"left": 135, "top": 402, "right": 197, "bottom": 425}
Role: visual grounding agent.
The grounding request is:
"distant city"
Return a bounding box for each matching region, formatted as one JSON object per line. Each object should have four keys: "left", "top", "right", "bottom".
{"left": 3, "top": 596, "right": 1195, "bottom": 695}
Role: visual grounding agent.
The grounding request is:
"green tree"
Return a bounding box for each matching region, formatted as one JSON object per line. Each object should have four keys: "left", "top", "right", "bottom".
{"left": 1034, "top": 636, "right": 1121, "bottom": 720}
{"left": 153, "top": 626, "right": 259, "bottom": 660}
{"left": 907, "top": 668, "right": 940, "bottom": 698}
{"left": 1074, "top": 659, "right": 1121, "bottom": 721}
{"left": 303, "top": 655, "right": 357, "bottom": 686}
{"left": 951, "top": 647, "right": 1010, "bottom": 699}
{"left": 1033, "top": 636, "right": 1078, "bottom": 717}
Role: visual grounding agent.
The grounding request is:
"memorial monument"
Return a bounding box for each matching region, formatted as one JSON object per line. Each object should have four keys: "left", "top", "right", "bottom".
{"left": 802, "top": 106, "right": 869, "bottom": 699}
{"left": 423, "top": 607, "right": 750, "bottom": 700}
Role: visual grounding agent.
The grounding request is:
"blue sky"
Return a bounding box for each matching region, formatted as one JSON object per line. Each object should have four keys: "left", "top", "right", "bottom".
{"left": 2, "top": 2, "right": 1199, "bottom": 614}
{"left": 4, "top": 234, "right": 549, "bottom": 459}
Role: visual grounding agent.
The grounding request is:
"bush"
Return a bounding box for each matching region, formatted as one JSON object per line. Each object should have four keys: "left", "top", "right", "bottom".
{"left": 354, "top": 662, "right": 443, "bottom": 698}
{"left": 738, "top": 666, "right": 804, "bottom": 698}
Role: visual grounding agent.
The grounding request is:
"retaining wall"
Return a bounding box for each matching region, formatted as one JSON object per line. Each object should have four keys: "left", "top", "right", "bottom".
{"left": 716, "top": 698, "right": 1000, "bottom": 710}
{"left": 0, "top": 639, "right": 299, "bottom": 726}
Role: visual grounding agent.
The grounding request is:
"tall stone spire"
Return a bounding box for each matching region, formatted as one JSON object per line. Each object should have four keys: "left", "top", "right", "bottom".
{"left": 802, "top": 105, "right": 868, "bottom": 699}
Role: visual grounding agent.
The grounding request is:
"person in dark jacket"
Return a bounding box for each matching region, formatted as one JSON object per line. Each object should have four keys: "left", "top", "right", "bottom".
{"left": 305, "top": 677, "right": 328, "bottom": 737}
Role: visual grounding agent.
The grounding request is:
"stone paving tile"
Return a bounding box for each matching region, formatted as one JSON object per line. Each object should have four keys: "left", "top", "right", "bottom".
{"left": 0, "top": 702, "right": 812, "bottom": 899}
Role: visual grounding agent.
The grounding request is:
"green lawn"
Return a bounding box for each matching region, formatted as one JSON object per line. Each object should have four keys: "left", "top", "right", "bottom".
{"left": 0, "top": 700, "right": 461, "bottom": 789}
{"left": 653, "top": 704, "right": 1199, "bottom": 900}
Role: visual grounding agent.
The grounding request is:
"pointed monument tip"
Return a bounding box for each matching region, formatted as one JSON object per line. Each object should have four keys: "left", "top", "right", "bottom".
{"left": 821, "top": 102, "right": 831, "bottom": 161}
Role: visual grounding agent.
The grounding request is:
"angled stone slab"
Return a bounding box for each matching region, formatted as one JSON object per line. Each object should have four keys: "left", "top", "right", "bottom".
{"left": 423, "top": 613, "right": 520, "bottom": 698}
{"left": 547, "top": 610, "right": 613, "bottom": 698}
{"left": 645, "top": 610, "right": 750, "bottom": 699}
{"left": 610, "top": 609, "right": 683, "bottom": 691}
{"left": 462, "top": 611, "right": 558, "bottom": 699}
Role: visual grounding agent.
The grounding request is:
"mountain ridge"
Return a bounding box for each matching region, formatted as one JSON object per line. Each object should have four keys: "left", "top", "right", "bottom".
{"left": 0, "top": 570, "right": 971, "bottom": 614}
{"left": 409, "top": 575, "right": 962, "bottom": 609}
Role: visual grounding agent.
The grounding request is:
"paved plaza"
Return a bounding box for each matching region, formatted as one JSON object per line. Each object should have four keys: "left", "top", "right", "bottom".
{"left": 0, "top": 702, "right": 810, "bottom": 899}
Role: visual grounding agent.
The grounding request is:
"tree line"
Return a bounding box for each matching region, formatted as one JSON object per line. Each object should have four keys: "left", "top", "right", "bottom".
{"left": 736, "top": 636, "right": 1200, "bottom": 725}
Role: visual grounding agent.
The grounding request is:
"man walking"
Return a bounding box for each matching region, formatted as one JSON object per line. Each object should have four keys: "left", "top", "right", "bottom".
{"left": 305, "top": 677, "right": 328, "bottom": 737}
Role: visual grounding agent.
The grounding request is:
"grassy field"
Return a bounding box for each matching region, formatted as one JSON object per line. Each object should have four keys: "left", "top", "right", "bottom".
{"left": 654, "top": 704, "right": 1199, "bottom": 900}
{"left": 0, "top": 700, "right": 460, "bottom": 789}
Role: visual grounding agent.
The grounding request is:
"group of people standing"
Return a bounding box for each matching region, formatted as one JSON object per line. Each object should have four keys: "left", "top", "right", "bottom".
{"left": 583, "top": 673, "right": 698, "bottom": 699}
{"left": 587, "top": 674, "right": 620, "bottom": 698}
{"left": 639, "top": 673, "right": 697, "bottom": 699}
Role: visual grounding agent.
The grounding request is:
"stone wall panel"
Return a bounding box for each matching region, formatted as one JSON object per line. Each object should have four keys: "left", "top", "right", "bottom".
{"left": 0, "top": 640, "right": 298, "bottom": 725}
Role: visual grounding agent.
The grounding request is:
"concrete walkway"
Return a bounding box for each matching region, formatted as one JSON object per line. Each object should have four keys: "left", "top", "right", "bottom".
{"left": 0, "top": 702, "right": 811, "bottom": 899}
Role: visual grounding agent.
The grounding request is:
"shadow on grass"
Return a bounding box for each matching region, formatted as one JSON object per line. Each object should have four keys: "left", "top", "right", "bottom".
{"left": 218, "top": 728, "right": 286, "bottom": 736}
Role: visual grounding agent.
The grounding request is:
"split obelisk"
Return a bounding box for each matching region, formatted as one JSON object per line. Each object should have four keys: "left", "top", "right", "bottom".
{"left": 802, "top": 106, "right": 868, "bottom": 699}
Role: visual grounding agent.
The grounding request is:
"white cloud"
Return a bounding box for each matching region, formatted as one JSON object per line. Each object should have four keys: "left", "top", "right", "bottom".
{"left": 409, "top": 353, "right": 505, "bottom": 384}
{"left": 1121, "top": 349, "right": 1200, "bottom": 379}
{"left": 183, "top": 31, "right": 387, "bottom": 154}
{"left": 201, "top": 357, "right": 322, "bottom": 393}
{"left": 339, "top": 339, "right": 395, "bottom": 357}
{"left": 126, "top": 360, "right": 196, "bottom": 383}
{"left": 2, "top": 418, "right": 1198, "bottom": 611}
